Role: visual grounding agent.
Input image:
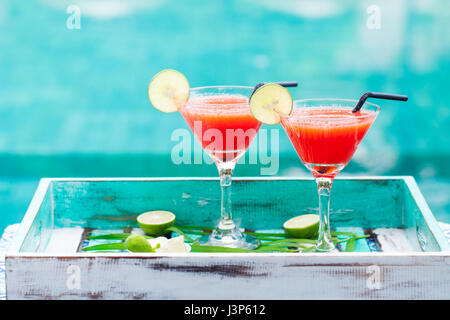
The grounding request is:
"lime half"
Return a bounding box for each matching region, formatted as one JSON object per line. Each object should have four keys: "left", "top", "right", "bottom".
{"left": 283, "top": 214, "right": 320, "bottom": 239}
{"left": 125, "top": 234, "right": 155, "bottom": 252}
{"left": 148, "top": 69, "right": 190, "bottom": 113}
{"left": 249, "top": 83, "right": 293, "bottom": 125}
{"left": 137, "top": 210, "right": 176, "bottom": 236}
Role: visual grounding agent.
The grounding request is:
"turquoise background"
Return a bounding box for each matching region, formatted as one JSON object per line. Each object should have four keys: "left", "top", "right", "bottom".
{"left": 0, "top": 0, "right": 449, "bottom": 232}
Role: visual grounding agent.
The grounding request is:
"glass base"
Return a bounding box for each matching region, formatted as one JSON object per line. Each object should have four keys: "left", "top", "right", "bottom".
{"left": 314, "top": 241, "right": 338, "bottom": 253}
{"left": 197, "top": 228, "right": 260, "bottom": 250}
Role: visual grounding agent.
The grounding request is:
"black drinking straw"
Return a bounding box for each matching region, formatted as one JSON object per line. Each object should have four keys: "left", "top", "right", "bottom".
{"left": 251, "top": 81, "right": 298, "bottom": 97}
{"left": 352, "top": 91, "right": 408, "bottom": 113}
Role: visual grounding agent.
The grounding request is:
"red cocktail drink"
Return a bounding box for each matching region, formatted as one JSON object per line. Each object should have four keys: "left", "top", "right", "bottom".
{"left": 281, "top": 108, "right": 377, "bottom": 178}
{"left": 281, "top": 99, "right": 380, "bottom": 252}
{"left": 181, "top": 96, "right": 261, "bottom": 163}
{"left": 179, "top": 86, "right": 262, "bottom": 249}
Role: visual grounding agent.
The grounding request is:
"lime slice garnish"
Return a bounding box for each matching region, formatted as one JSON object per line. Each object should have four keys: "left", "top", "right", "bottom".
{"left": 249, "top": 83, "right": 293, "bottom": 125}
{"left": 283, "top": 214, "right": 320, "bottom": 239}
{"left": 147, "top": 69, "right": 190, "bottom": 113}
{"left": 137, "top": 210, "right": 176, "bottom": 236}
{"left": 125, "top": 234, "right": 155, "bottom": 252}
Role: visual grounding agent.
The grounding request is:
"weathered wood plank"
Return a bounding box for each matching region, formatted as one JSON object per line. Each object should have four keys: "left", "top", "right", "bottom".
{"left": 5, "top": 253, "right": 450, "bottom": 300}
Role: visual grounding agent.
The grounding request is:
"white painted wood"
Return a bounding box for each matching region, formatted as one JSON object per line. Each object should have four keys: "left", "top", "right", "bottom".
{"left": 45, "top": 228, "right": 84, "bottom": 254}
{"left": 403, "top": 176, "right": 449, "bottom": 249}
{"left": 5, "top": 252, "right": 450, "bottom": 300}
{"left": 373, "top": 228, "right": 414, "bottom": 252}
{"left": 7, "top": 179, "right": 51, "bottom": 253}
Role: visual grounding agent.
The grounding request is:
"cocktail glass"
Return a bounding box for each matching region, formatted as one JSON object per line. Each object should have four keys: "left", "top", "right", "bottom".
{"left": 179, "top": 86, "right": 262, "bottom": 249}
{"left": 280, "top": 99, "right": 380, "bottom": 252}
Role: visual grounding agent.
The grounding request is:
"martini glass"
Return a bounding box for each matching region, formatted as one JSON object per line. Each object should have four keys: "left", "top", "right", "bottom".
{"left": 179, "top": 86, "right": 262, "bottom": 249}
{"left": 280, "top": 99, "right": 380, "bottom": 252}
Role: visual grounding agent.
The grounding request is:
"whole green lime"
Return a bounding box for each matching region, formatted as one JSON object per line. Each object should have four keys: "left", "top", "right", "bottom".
{"left": 125, "top": 234, "right": 155, "bottom": 252}
{"left": 137, "top": 210, "right": 176, "bottom": 236}
{"left": 283, "top": 214, "right": 320, "bottom": 239}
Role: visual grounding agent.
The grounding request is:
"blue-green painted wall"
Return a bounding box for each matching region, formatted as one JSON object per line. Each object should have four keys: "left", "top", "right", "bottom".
{"left": 0, "top": 0, "right": 449, "bottom": 231}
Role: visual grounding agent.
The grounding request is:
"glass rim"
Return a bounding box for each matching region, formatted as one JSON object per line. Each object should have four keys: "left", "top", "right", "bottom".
{"left": 190, "top": 85, "right": 254, "bottom": 91}
{"left": 281, "top": 98, "right": 380, "bottom": 120}
{"left": 183, "top": 85, "right": 253, "bottom": 109}
{"left": 294, "top": 98, "right": 380, "bottom": 110}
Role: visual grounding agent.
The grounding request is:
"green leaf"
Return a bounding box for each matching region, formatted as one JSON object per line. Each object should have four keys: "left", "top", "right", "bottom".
{"left": 81, "top": 242, "right": 127, "bottom": 251}
{"left": 335, "top": 235, "right": 369, "bottom": 244}
{"left": 331, "top": 231, "right": 357, "bottom": 237}
{"left": 245, "top": 231, "right": 288, "bottom": 238}
{"left": 257, "top": 244, "right": 307, "bottom": 251}
{"left": 300, "top": 246, "right": 315, "bottom": 253}
{"left": 261, "top": 238, "right": 317, "bottom": 246}
{"left": 345, "top": 238, "right": 356, "bottom": 252}
{"left": 255, "top": 247, "right": 296, "bottom": 253}
{"left": 165, "top": 226, "right": 194, "bottom": 242}
{"left": 190, "top": 245, "right": 296, "bottom": 253}
{"left": 86, "top": 233, "right": 154, "bottom": 240}
{"left": 80, "top": 226, "right": 369, "bottom": 254}
{"left": 174, "top": 229, "right": 209, "bottom": 236}
{"left": 86, "top": 233, "right": 131, "bottom": 240}
{"left": 190, "top": 245, "right": 253, "bottom": 253}
{"left": 177, "top": 225, "right": 215, "bottom": 231}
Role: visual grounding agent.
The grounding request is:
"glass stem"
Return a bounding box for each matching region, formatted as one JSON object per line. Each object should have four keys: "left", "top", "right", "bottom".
{"left": 315, "top": 177, "right": 335, "bottom": 252}
{"left": 217, "top": 163, "right": 236, "bottom": 232}
{"left": 203, "top": 161, "right": 259, "bottom": 249}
